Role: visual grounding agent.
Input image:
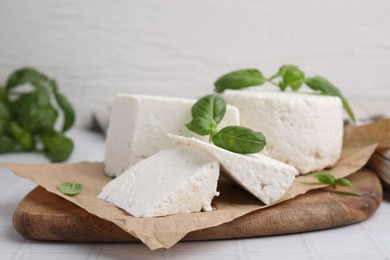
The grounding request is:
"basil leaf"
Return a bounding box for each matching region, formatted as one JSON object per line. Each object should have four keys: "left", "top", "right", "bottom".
{"left": 335, "top": 178, "right": 353, "bottom": 187}
{"left": 7, "top": 122, "right": 35, "bottom": 151}
{"left": 57, "top": 182, "right": 82, "bottom": 196}
{"left": 0, "top": 86, "right": 5, "bottom": 100}
{"left": 212, "top": 126, "right": 266, "bottom": 154}
{"left": 0, "top": 100, "right": 10, "bottom": 134}
{"left": 310, "top": 172, "right": 336, "bottom": 185}
{"left": 0, "top": 135, "right": 17, "bottom": 153}
{"left": 54, "top": 93, "right": 75, "bottom": 132}
{"left": 18, "top": 87, "right": 58, "bottom": 133}
{"left": 276, "top": 65, "right": 305, "bottom": 91}
{"left": 191, "top": 94, "right": 226, "bottom": 123}
{"left": 40, "top": 131, "right": 73, "bottom": 162}
{"left": 214, "top": 69, "right": 266, "bottom": 93}
{"left": 0, "top": 118, "right": 5, "bottom": 136}
{"left": 0, "top": 100, "right": 10, "bottom": 117}
{"left": 6, "top": 68, "right": 47, "bottom": 90}
{"left": 186, "top": 117, "right": 217, "bottom": 136}
{"left": 305, "top": 76, "right": 356, "bottom": 122}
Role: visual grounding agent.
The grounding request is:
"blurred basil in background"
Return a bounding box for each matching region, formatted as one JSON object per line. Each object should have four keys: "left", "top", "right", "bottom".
{"left": 0, "top": 68, "right": 75, "bottom": 162}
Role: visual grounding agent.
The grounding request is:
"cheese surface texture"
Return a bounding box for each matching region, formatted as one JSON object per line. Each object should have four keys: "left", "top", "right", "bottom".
{"left": 104, "top": 94, "right": 239, "bottom": 177}
{"left": 223, "top": 89, "right": 343, "bottom": 174}
{"left": 170, "top": 135, "right": 298, "bottom": 205}
{"left": 97, "top": 144, "right": 220, "bottom": 217}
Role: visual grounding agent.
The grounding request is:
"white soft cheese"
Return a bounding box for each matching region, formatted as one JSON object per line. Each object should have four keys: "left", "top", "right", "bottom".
{"left": 169, "top": 135, "right": 298, "bottom": 205}
{"left": 97, "top": 144, "right": 220, "bottom": 217}
{"left": 222, "top": 89, "right": 343, "bottom": 174}
{"left": 104, "top": 94, "right": 240, "bottom": 177}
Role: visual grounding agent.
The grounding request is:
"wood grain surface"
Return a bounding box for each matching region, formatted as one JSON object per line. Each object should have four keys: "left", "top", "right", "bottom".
{"left": 12, "top": 167, "right": 382, "bottom": 243}
{"left": 368, "top": 148, "right": 390, "bottom": 190}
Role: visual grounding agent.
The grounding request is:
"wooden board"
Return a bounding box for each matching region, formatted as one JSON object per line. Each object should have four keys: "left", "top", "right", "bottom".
{"left": 368, "top": 148, "right": 390, "bottom": 189}
{"left": 13, "top": 167, "right": 382, "bottom": 243}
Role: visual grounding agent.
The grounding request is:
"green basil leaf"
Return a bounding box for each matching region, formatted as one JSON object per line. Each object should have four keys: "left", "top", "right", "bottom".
{"left": 7, "top": 122, "right": 35, "bottom": 151}
{"left": 0, "top": 116, "right": 9, "bottom": 136}
{"left": 57, "top": 182, "right": 82, "bottom": 196}
{"left": 186, "top": 117, "right": 217, "bottom": 136}
{"left": 214, "top": 69, "right": 266, "bottom": 93}
{"left": 335, "top": 178, "right": 353, "bottom": 187}
{"left": 310, "top": 172, "right": 336, "bottom": 185}
{"left": 9, "top": 93, "right": 28, "bottom": 118}
{"left": 18, "top": 87, "right": 58, "bottom": 133}
{"left": 0, "top": 118, "right": 5, "bottom": 136}
{"left": 305, "top": 76, "right": 356, "bottom": 122}
{"left": 54, "top": 93, "right": 75, "bottom": 132}
{"left": 0, "top": 86, "right": 6, "bottom": 101}
{"left": 191, "top": 94, "right": 226, "bottom": 123}
{"left": 0, "top": 100, "right": 10, "bottom": 119}
{"left": 6, "top": 67, "right": 47, "bottom": 90}
{"left": 40, "top": 131, "right": 73, "bottom": 162}
{"left": 276, "top": 65, "right": 305, "bottom": 91}
{"left": 212, "top": 126, "right": 266, "bottom": 154}
{"left": 0, "top": 135, "right": 17, "bottom": 153}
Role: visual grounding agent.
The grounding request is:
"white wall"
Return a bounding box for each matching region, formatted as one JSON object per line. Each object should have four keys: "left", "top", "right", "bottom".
{"left": 1, "top": 0, "right": 389, "bottom": 125}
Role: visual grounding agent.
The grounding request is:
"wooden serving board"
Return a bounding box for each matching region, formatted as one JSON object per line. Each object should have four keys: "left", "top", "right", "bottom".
{"left": 12, "top": 167, "right": 382, "bottom": 243}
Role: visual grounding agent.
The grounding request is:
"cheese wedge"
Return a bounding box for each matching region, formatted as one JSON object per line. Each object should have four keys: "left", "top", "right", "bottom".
{"left": 223, "top": 89, "right": 343, "bottom": 174}
{"left": 97, "top": 144, "right": 220, "bottom": 217}
{"left": 104, "top": 94, "right": 240, "bottom": 177}
{"left": 170, "top": 135, "right": 298, "bottom": 205}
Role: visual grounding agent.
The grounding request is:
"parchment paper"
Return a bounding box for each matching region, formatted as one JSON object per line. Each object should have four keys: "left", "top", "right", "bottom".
{"left": 1, "top": 119, "right": 389, "bottom": 250}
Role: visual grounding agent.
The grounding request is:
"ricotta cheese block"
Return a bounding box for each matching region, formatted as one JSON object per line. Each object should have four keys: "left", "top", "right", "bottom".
{"left": 104, "top": 94, "right": 240, "bottom": 177}
{"left": 169, "top": 135, "right": 298, "bottom": 205}
{"left": 97, "top": 144, "right": 220, "bottom": 217}
{"left": 222, "top": 89, "right": 344, "bottom": 174}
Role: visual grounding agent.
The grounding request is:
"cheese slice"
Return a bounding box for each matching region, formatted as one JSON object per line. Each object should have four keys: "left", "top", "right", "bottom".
{"left": 222, "top": 89, "right": 343, "bottom": 174}
{"left": 104, "top": 94, "right": 240, "bottom": 177}
{"left": 169, "top": 135, "right": 298, "bottom": 205}
{"left": 97, "top": 144, "right": 220, "bottom": 217}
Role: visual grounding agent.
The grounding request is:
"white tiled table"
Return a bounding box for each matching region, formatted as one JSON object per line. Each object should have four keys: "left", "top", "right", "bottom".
{"left": 1, "top": 122, "right": 390, "bottom": 259}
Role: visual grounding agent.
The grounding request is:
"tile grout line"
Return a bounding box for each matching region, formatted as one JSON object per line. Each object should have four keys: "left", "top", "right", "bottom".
{"left": 360, "top": 219, "right": 389, "bottom": 257}
{"left": 301, "top": 233, "right": 322, "bottom": 259}
{"left": 13, "top": 239, "right": 32, "bottom": 260}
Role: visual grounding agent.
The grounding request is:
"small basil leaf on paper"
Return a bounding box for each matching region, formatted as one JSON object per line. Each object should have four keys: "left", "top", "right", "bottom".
{"left": 276, "top": 65, "right": 305, "bottom": 91}
{"left": 212, "top": 126, "right": 266, "bottom": 154}
{"left": 57, "top": 182, "right": 82, "bottom": 196}
{"left": 214, "top": 69, "right": 266, "bottom": 93}
{"left": 191, "top": 94, "right": 226, "bottom": 124}
{"left": 40, "top": 131, "right": 74, "bottom": 162}
{"left": 8, "top": 122, "right": 35, "bottom": 151}
{"left": 0, "top": 135, "right": 17, "bottom": 153}
{"left": 54, "top": 92, "right": 75, "bottom": 132}
{"left": 186, "top": 117, "right": 217, "bottom": 136}
{"left": 305, "top": 76, "right": 356, "bottom": 122}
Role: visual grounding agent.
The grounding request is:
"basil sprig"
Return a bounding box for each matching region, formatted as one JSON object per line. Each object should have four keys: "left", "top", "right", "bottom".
{"left": 214, "top": 65, "right": 356, "bottom": 122}
{"left": 310, "top": 171, "right": 353, "bottom": 189}
{"left": 186, "top": 95, "right": 266, "bottom": 154}
{"left": 0, "top": 67, "right": 75, "bottom": 162}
